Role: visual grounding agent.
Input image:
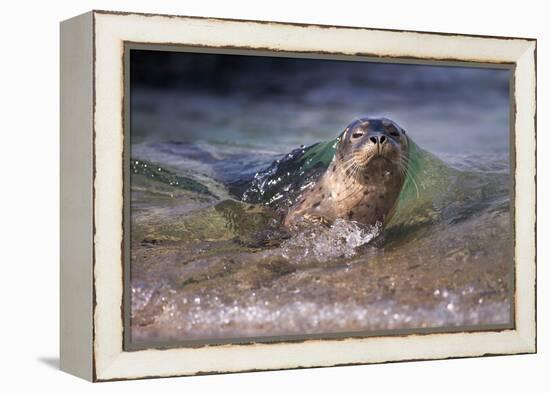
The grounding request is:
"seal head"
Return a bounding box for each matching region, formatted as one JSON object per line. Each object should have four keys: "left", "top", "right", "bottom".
{"left": 283, "top": 117, "right": 409, "bottom": 228}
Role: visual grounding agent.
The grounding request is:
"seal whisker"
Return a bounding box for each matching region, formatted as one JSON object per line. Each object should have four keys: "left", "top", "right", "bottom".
{"left": 348, "top": 164, "right": 361, "bottom": 180}
{"left": 341, "top": 162, "right": 357, "bottom": 176}
{"left": 398, "top": 157, "right": 420, "bottom": 199}
{"left": 408, "top": 173, "right": 421, "bottom": 199}
{"left": 341, "top": 158, "right": 361, "bottom": 176}
{"left": 350, "top": 165, "right": 360, "bottom": 181}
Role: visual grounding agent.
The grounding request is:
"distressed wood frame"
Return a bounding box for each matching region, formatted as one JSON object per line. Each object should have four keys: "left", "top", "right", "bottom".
{"left": 60, "top": 10, "right": 537, "bottom": 382}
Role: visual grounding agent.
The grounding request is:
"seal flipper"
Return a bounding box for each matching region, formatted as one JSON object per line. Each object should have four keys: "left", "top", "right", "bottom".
{"left": 302, "top": 213, "right": 332, "bottom": 227}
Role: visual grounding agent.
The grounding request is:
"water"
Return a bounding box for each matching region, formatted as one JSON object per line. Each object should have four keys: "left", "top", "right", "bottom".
{"left": 128, "top": 56, "right": 512, "bottom": 346}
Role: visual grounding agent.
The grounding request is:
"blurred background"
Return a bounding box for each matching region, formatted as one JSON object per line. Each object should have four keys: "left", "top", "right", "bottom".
{"left": 130, "top": 49, "right": 511, "bottom": 157}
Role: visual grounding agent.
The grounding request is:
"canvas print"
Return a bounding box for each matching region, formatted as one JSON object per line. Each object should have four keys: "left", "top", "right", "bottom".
{"left": 128, "top": 49, "right": 513, "bottom": 347}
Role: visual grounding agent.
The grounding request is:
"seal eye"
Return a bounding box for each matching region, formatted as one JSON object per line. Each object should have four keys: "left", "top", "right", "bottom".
{"left": 389, "top": 131, "right": 400, "bottom": 137}
{"left": 351, "top": 132, "right": 364, "bottom": 139}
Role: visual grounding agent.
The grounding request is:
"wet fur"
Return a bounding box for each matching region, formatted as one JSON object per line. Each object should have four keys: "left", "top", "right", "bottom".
{"left": 284, "top": 117, "right": 409, "bottom": 228}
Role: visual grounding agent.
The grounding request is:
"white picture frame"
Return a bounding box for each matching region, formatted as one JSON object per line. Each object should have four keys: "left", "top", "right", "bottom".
{"left": 60, "top": 10, "right": 536, "bottom": 382}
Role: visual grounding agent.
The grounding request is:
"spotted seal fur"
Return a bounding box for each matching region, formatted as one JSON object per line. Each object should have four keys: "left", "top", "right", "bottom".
{"left": 283, "top": 117, "right": 410, "bottom": 228}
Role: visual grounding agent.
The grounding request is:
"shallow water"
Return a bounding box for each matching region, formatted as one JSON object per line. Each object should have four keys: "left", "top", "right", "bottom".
{"left": 129, "top": 139, "right": 512, "bottom": 345}
{"left": 128, "top": 60, "right": 512, "bottom": 346}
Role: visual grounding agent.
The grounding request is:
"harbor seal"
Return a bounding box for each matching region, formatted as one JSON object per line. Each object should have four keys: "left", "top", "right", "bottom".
{"left": 283, "top": 117, "right": 409, "bottom": 228}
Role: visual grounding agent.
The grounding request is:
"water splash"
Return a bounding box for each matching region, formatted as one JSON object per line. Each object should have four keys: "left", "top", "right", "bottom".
{"left": 131, "top": 159, "right": 216, "bottom": 197}
{"left": 280, "top": 219, "right": 383, "bottom": 263}
{"left": 240, "top": 139, "right": 338, "bottom": 208}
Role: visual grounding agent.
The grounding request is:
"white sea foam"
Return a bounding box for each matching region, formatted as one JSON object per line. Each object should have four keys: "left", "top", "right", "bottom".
{"left": 280, "top": 219, "right": 382, "bottom": 263}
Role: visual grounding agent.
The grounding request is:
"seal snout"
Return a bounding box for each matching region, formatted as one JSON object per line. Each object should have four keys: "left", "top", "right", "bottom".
{"left": 369, "top": 135, "right": 387, "bottom": 145}
{"left": 368, "top": 134, "right": 388, "bottom": 154}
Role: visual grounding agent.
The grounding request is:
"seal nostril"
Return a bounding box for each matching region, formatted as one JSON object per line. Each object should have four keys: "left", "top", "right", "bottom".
{"left": 369, "top": 136, "right": 378, "bottom": 144}
{"left": 380, "top": 135, "right": 387, "bottom": 144}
